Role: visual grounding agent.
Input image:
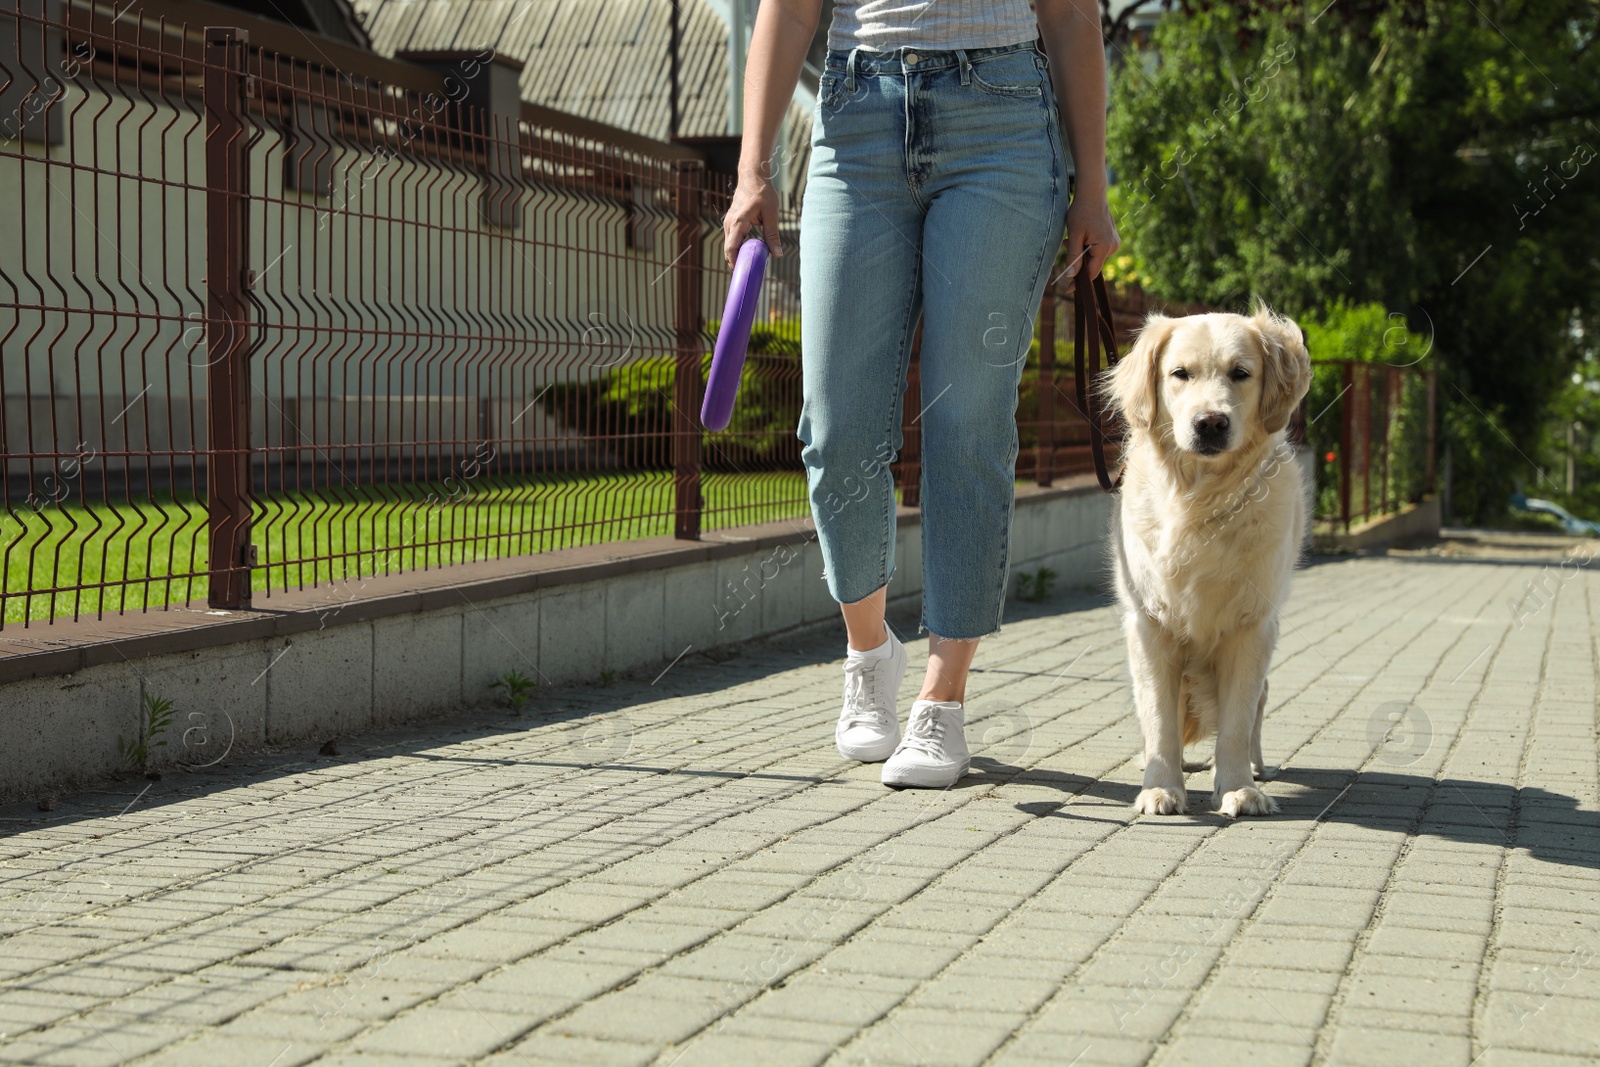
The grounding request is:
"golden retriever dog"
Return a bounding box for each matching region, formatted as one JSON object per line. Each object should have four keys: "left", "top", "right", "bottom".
{"left": 1104, "top": 304, "right": 1312, "bottom": 817}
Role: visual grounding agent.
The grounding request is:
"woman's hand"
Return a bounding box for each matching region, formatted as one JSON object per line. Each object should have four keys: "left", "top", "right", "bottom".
{"left": 1062, "top": 187, "right": 1121, "bottom": 281}
{"left": 723, "top": 170, "right": 785, "bottom": 268}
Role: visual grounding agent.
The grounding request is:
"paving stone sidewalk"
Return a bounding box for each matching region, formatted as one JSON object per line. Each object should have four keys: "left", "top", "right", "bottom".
{"left": 1, "top": 546, "right": 1598, "bottom": 1067}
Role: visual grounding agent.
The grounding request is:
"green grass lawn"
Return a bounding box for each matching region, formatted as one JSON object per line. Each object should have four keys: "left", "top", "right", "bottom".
{"left": 1, "top": 471, "right": 824, "bottom": 624}
{"left": 4, "top": 471, "right": 1046, "bottom": 624}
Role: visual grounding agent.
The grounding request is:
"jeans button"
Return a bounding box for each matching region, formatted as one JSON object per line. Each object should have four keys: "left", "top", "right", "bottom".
{"left": 905, "top": 52, "right": 919, "bottom": 65}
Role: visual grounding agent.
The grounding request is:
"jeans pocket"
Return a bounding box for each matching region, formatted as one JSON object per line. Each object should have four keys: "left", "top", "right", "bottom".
{"left": 969, "top": 52, "right": 1044, "bottom": 97}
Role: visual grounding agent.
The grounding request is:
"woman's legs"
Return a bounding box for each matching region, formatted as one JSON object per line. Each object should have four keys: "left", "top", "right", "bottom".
{"left": 914, "top": 45, "right": 1070, "bottom": 643}
{"left": 801, "top": 41, "right": 1067, "bottom": 784}
{"left": 864, "top": 44, "right": 1070, "bottom": 725}
{"left": 800, "top": 48, "right": 925, "bottom": 765}
{"left": 842, "top": 589, "right": 976, "bottom": 701}
{"left": 879, "top": 42, "right": 1064, "bottom": 785}
{"left": 839, "top": 587, "right": 887, "bottom": 652}
{"left": 921, "top": 634, "right": 979, "bottom": 703}
{"left": 795, "top": 78, "right": 923, "bottom": 613}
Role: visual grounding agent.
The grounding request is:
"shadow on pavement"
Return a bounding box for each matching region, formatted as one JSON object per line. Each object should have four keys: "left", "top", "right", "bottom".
{"left": 1007, "top": 765, "right": 1598, "bottom": 871}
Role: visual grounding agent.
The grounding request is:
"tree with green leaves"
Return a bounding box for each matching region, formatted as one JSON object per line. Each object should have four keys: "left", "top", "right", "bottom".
{"left": 1105, "top": 0, "right": 1600, "bottom": 521}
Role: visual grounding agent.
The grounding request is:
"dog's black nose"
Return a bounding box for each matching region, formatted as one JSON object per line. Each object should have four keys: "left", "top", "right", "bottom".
{"left": 1194, "top": 412, "right": 1230, "bottom": 439}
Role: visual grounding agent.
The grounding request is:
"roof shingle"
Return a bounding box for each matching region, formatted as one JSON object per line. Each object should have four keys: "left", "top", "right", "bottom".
{"left": 354, "top": 0, "right": 811, "bottom": 145}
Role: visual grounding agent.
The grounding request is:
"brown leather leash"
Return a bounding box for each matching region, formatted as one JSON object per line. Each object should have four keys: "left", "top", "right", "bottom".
{"left": 1071, "top": 270, "right": 1124, "bottom": 492}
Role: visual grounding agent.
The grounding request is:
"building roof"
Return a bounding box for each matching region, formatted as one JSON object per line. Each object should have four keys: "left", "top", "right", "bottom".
{"left": 203, "top": 0, "right": 371, "bottom": 48}
{"left": 353, "top": 0, "right": 802, "bottom": 143}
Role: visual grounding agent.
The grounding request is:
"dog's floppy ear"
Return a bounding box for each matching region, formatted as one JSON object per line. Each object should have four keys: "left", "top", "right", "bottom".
{"left": 1105, "top": 314, "right": 1176, "bottom": 430}
{"left": 1250, "top": 303, "right": 1311, "bottom": 435}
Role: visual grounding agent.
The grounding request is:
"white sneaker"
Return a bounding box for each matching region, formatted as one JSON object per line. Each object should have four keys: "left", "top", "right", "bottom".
{"left": 834, "top": 630, "right": 907, "bottom": 763}
{"left": 881, "top": 700, "right": 970, "bottom": 788}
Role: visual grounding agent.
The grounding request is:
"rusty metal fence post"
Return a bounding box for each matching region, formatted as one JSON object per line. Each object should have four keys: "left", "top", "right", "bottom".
{"left": 1358, "top": 365, "right": 1372, "bottom": 525}
{"left": 1339, "top": 361, "right": 1354, "bottom": 531}
{"left": 672, "top": 159, "right": 705, "bottom": 539}
{"left": 204, "top": 27, "right": 254, "bottom": 608}
{"left": 1425, "top": 366, "right": 1438, "bottom": 495}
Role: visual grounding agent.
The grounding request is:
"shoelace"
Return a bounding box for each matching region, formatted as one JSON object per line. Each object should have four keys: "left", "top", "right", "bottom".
{"left": 896, "top": 706, "right": 949, "bottom": 756}
{"left": 840, "top": 658, "right": 891, "bottom": 730}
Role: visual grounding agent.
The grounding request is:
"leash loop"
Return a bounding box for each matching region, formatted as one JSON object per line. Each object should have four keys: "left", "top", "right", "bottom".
{"left": 1071, "top": 271, "right": 1124, "bottom": 493}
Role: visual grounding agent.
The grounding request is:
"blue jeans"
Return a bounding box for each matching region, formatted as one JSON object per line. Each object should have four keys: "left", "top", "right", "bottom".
{"left": 797, "top": 39, "right": 1069, "bottom": 640}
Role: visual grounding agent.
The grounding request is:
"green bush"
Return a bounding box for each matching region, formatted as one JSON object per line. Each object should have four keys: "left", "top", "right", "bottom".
{"left": 1502, "top": 507, "right": 1569, "bottom": 535}
{"left": 541, "top": 319, "right": 803, "bottom": 472}
{"left": 1442, "top": 397, "right": 1519, "bottom": 525}
{"left": 1528, "top": 356, "right": 1600, "bottom": 526}
{"left": 1300, "top": 300, "right": 1424, "bottom": 367}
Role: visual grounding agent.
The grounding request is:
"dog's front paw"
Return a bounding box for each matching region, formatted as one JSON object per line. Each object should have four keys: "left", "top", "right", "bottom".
{"left": 1219, "top": 786, "right": 1279, "bottom": 817}
{"left": 1252, "top": 762, "right": 1277, "bottom": 781}
{"left": 1134, "top": 787, "right": 1187, "bottom": 815}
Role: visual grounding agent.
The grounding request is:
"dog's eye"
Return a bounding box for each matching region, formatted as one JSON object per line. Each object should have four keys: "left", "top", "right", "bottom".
{"left": 1170, "top": 368, "right": 1190, "bottom": 380}
{"left": 1229, "top": 367, "right": 1251, "bottom": 381}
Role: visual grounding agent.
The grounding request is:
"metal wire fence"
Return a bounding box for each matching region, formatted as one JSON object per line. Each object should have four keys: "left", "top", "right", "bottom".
{"left": 1, "top": 1, "right": 1116, "bottom": 627}
{"left": 1303, "top": 360, "right": 1438, "bottom": 531}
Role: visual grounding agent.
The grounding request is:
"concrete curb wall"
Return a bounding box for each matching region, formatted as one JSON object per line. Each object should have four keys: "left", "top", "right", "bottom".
{"left": 0, "top": 481, "right": 1112, "bottom": 799}
{"left": 1316, "top": 496, "right": 1442, "bottom": 553}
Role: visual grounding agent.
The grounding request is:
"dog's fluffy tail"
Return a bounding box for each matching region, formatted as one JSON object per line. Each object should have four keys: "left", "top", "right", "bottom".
{"left": 1181, "top": 696, "right": 1202, "bottom": 747}
{"left": 1179, "top": 679, "right": 1204, "bottom": 747}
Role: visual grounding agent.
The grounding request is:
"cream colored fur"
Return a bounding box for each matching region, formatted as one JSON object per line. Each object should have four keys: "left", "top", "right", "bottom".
{"left": 1104, "top": 304, "right": 1312, "bottom": 817}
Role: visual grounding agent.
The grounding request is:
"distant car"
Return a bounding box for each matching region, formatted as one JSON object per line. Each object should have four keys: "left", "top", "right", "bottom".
{"left": 1510, "top": 494, "right": 1600, "bottom": 536}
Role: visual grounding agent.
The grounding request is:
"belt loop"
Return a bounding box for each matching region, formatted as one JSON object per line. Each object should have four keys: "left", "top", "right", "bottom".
{"left": 956, "top": 47, "right": 970, "bottom": 85}
{"left": 845, "top": 45, "right": 860, "bottom": 93}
